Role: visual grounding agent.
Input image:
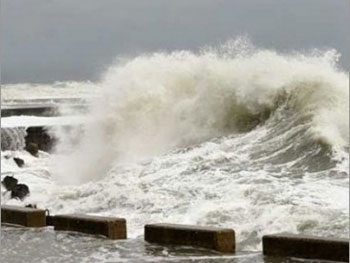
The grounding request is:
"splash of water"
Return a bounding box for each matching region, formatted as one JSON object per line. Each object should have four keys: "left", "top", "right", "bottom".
{"left": 53, "top": 38, "right": 349, "bottom": 184}
{"left": 1, "top": 127, "right": 27, "bottom": 151}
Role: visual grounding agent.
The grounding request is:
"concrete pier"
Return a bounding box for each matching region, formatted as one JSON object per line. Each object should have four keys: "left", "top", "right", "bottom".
{"left": 1, "top": 103, "right": 87, "bottom": 117}
{"left": 1, "top": 205, "right": 46, "bottom": 227}
{"left": 52, "top": 214, "right": 127, "bottom": 239}
{"left": 1, "top": 104, "right": 59, "bottom": 117}
{"left": 263, "top": 234, "right": 349, "bottom": 262}
{"left": 144, "top": 223, "right": 235, "bottom": 253}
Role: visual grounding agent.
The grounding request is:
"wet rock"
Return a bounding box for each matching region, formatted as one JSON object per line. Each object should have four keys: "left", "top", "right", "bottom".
{"left": 1, "top": 205, "right": 46, "bottom": 227}
{"left": 25, "top": 142, "right": 39, "bottom": 157}
{"left": 11, "top": 184, "right": 30, "bottom": 200}
{"left": 2, "top": 176, "right": 18, "bottom": 191}
{"left": 145, "top": 223, "right": 235, "bottom": 252}
{"left": 13, "top": 157, "right": 25, "bottom": 168}
{"left": 25, "top": 127, "right": 54, "bottom": 152}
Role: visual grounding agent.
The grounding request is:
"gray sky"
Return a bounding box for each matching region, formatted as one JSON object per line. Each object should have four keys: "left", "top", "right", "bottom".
{"left": 1, "top": 0, "right": 349, "bottom": 83}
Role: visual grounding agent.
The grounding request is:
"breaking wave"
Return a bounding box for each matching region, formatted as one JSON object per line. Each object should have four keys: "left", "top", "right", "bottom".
{"left": 53, "top": 39, "right": 348, "bottom": 184}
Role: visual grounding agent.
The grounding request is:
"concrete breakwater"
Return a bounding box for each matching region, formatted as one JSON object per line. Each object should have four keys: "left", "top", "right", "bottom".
{"left": 1, "top": 103, "right": 87, "bottom": 117}
{"left": 1, "top": 205, "right": 46, "bottom": 227}
{"left": 2, "top": 205, "right": 127, "bottom": 240}
{"left": 1, "top": 205, "right": 348, "bottom": 262}
{"left": 263, "top": 234, "right": 349, "bottom": 262}
{"left": 145, "top": 223, "right": 235, "bottom": 253}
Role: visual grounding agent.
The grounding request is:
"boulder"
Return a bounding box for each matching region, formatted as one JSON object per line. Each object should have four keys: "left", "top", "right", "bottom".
{"left": 13, "top": 157, "right": 25, "bottom": 168}
{"left": 2, "top": 176, "right": 18, "bottom": 191}
{"left": 25, "top": 142, "right": 39, "bottom": 157}
{"left": 11, "top": 184, "right": 30, "bottom": 200}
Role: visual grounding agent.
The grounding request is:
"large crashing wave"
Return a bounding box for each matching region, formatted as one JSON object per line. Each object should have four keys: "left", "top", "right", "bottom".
{"left": 53, "top": 39, "right": 349, "bottom": 184}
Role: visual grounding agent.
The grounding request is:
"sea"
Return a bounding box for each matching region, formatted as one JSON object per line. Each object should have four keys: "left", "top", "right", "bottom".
{"left": 1, "top": 41, "right": 349, "bottom": 263}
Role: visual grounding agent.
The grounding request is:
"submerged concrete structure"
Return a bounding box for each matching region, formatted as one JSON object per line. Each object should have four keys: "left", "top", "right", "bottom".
{"left": 1, "top": 205, "right": 46, "bottom": 227}
{"left": 1, "top": 103, "right": 87, "bottom": 117}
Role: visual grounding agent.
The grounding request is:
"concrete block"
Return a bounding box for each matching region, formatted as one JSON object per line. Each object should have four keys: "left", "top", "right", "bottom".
{"left": 144, "top": 223, "right": 235, "bottom": 253}
{"left": 1, "top": 205, "right": 46, "bottom": 227}
{"left": 52, "top": 214, "right": 127, "bottom": 239}
{"left": 263, "top": 234, "right": 349, "bottom": 262}
{"left": 1, "top": 105, "right": 58, "bottom": 117}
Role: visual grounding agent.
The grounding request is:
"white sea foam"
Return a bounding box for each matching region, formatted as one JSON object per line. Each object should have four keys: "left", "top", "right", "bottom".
{"left": 52, "top": 39, "right": 348, "bottom": 183}
{"left": 1, "top": 115, "right": 89, "bottom": 128}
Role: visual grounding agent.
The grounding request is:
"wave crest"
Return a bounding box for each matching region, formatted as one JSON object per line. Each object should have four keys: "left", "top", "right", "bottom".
{"left": 53, "top": 39, "right": 349, "bottom": 183}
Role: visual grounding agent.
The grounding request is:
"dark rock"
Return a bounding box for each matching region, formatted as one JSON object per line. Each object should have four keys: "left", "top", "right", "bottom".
{"left": 25, "top": 127, "right": 54, "bottom": 152}
{"left": 2, "top": 176, "right": 18, "bottom": 191}
{"left": 11, "top": 184, "right": 30, "bottom": 200}
{"left": 13, "top": 157, "right": 25, "bottom": 168}
{"left": 25, "top": 142, "right": 39, "bottom": 157}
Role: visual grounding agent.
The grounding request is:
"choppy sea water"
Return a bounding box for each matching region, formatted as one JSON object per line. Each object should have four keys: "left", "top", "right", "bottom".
{"left": 0, "top": 226, "right": 341, "bottom": 263}
{"left": 1, "top": 41, "right": 349, "bottom": 262}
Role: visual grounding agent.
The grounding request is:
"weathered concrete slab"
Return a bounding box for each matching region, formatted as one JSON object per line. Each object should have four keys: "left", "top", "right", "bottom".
{"left": 263, "top": 234, "right": 349, "bottom": 262}
{"left": 1, "top": 105, "right": 59, "bottom": 117}
{"left": 52, "top": 214, "right": 127, "bottom": 239}
{"left": 1, "top": 205, "right": 46, "bottom": 227}
{"left": 144, "top": 223, "right": 235, "bottom": 253}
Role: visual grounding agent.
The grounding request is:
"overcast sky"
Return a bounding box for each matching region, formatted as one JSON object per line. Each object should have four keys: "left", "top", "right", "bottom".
{"left": 1, "top": 0, "right": 349, "bottom": 83}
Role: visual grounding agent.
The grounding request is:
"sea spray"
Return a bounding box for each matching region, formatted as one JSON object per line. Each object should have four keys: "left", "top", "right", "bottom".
{"left": 52, "top": 39, "right": 349, "bottom": 184}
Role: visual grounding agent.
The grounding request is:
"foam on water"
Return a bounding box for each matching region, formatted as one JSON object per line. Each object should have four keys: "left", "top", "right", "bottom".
{"left": 1, "top": 127, "right": 27, "bottom": 151}
{"left": 52, "top": 39, "right": 348, "bottom": 183}
{"left": 1, "top": 39, "right": 349, "bottom": 252}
